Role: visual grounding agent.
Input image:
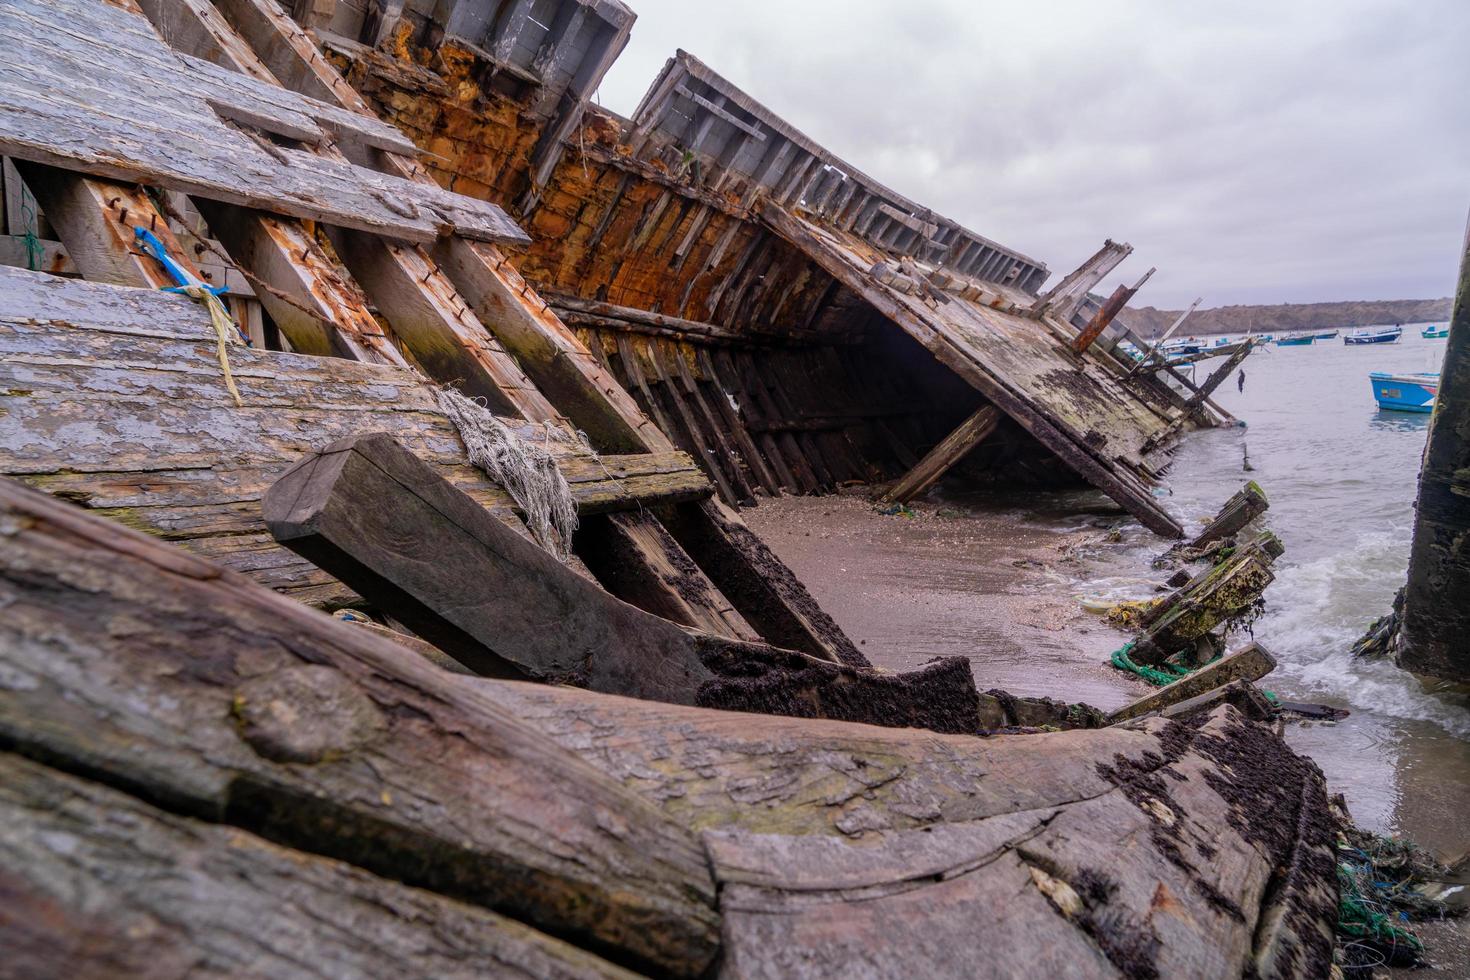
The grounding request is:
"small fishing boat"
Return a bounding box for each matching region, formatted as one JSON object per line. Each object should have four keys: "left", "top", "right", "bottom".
{"left": 1344, "top": 325, "right": 1403, "bottom": 345}
{"left": 1422, "top": 324, "right": 1449, "bottom": 339}
{"left": 1313, "top": 329, "right": 1339, "bottom": 340}
{"left": 1275, "top": 333, "right": 1314, "bottom": 346}
{"left": 1213, "top": 336, "right": 1232, "bottom": 347}
{"left": 1370, "top": 371, "right": 1438, "bottom": 413}
{"left": 1161, "top": 338, "right": 1203, "bottom": 356}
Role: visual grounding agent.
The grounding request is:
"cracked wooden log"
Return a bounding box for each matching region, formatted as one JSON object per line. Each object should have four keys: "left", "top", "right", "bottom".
{"left": 0, "top": 752, "right": 639, "bottom": 980}
{"left": 477, "top": 682, "right": 1337, "bottom": 979}
{"left": 1109, "top": 643, "right": 1277, "bottom": 723}
{"left": 0, "top": 475, "right": 719, "bottom": 977}
{"left": 263, "top": 433, "right": 982, "bottom": 732}
{"left": 1131, "top": 533, "right": 1284, "bottom": 668}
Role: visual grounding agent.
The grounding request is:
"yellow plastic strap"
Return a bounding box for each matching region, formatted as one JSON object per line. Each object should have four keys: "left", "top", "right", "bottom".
{"left": 181, "top": 285, "right": 243, "bottom": 407}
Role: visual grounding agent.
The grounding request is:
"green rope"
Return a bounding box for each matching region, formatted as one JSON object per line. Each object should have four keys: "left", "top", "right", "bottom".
{"left": 1109, "top": 640, "right": 1196, "bottom": 687}
{"left": 19, "top": 187, "right": 42, "bottom": 272}
{"left": 1337, "top": 862, "right": 1424, "bottom": 952}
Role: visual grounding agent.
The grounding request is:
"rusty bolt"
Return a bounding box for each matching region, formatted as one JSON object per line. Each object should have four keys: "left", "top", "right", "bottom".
{"left": 118, "top": 207, "right": 129, "bottom": 225}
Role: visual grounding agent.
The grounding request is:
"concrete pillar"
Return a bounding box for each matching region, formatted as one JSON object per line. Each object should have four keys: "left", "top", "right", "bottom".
{"left": 1397, "top": 215, "right": 1470, "bottom": 682}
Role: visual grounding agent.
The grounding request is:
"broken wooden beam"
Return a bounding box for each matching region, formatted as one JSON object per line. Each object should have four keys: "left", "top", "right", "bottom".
{"left": 1108, "top": 642, "right": 1277, "bottom": 722}
{"left": 881, "top": 404, "right": 1001, "bottom": 503}
{"left": 1071, "top": 267, "right": 1154, "bottom": 355}
{"left": 1185, "top": 481, "right": 1270, "bottom": 552}
{"left": 574, "top": 509, "right": 762, "bottom": 642}
{"left": 1130, "top": 532, "right": 1285, "bottom": 667}
{"left": 1184, "top": 340, "right": 1255, "bottom": 414}
{"left": 263, "top": 433, "right": 979, "bottom": 730}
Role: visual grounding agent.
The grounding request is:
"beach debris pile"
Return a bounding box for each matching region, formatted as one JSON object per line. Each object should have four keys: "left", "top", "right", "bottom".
{"left": 1332, "top": 795, "right": 1467, "bottom": 976}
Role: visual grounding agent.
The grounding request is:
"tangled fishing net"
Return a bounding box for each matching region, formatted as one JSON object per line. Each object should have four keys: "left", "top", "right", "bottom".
{"left": 436, "top": 387, "right": 577, "bottom": 562}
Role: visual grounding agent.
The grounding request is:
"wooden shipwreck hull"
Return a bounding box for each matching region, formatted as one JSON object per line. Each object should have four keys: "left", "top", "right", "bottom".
{"left": 0, "top": 1, "right": 1316, "bottom": 976}
{"left": 313, "top": 13, "right": 1241, "bottom": 527}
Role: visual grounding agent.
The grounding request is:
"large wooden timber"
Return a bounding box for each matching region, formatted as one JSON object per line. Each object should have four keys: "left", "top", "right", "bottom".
{"left": 882, "top": 404, "right": 1001, "bottom": 503}
{"left": 0, "top": 267, "right": 709, "bottom": 607}
{"left": 481, "top": 681, "right": 1337, "bottom": 979}
{"left": 263, "top": 432, "right": 981, "bottom": 731}
{"left": 0, "top": 473, "right": 1335, "bottom": 978}
{"left": 0, "top": 752, "right": 638, "bottom": 980}
{"left": 0, "top": 475, "right": 719, "bottom": 976}
{"left": 0, "top": 0, "right": 528, "bottom": 246}
{"left": 1108, "top": 643, "right": 1278, "bottom": 723}
{"left": 762, "top": 204, "right": 1184, "bottom": 537}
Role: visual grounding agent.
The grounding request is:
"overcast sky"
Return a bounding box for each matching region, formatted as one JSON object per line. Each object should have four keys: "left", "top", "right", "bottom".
{"left": 595, "top": 1, "right": 1466, "bottom": 309}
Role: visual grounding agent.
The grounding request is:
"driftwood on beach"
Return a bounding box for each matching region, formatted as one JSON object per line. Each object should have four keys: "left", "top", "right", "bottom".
{"left": 0, "top": 475, "right": 1337, "bottom": 978}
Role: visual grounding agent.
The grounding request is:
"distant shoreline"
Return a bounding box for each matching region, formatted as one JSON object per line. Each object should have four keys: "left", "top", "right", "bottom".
{"left": 1122, "top": 297, "right": 1451, "bottom": 337}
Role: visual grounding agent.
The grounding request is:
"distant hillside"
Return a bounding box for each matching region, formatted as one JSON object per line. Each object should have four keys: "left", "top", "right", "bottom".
{"left": 1122, "top": 298, "right": 1451, "bottom": 337}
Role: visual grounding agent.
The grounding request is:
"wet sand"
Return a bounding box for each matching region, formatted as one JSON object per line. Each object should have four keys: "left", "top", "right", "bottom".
{"left": 745, "top": 491, "right": 1150, "bottom": 709}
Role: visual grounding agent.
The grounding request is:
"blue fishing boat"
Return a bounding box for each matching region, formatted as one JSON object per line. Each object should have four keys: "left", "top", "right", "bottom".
{"left": 1275, "top": 333, "right": 1314, "bottom": 346}
{"left": 1313, "top": 329, "right": 1339, "bottom": 340}
{"left": 1422, "top": 324, "right": 1449, "bottom": 339}
{"left": 1161, "top": 338, "right": 1203, "bottom": 356}
{"left": 1344, "top": 326, "right": 1402, "bottom": 345}
{"left": 1370, "top": 371, "right": 1438, "bottom": 413}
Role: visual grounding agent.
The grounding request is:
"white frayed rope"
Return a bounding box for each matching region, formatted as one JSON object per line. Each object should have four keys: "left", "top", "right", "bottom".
{"left": 436, "top": 387, "right": 577, "bottom": 561}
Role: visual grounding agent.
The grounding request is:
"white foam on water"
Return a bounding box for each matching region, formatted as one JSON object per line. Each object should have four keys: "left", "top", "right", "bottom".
{"left": 1254, "top": 532, "right": 1470, "bottom": 740}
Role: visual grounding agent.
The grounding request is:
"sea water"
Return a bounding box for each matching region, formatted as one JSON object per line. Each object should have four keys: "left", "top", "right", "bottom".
{"left": 1120, "top": 328, "right": 1470, "bottom": 855}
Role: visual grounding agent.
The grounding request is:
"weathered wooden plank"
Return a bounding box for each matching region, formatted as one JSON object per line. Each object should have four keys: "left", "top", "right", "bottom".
{"left": 0, "top": 0, "right": 528, "bottom": 245}
{"left": 328, "top": 232, "right": 559, "bottom": 419}
{"left": 0, "top": 753, "right": 640, "bottom": 980}
{"left": 881, "top": 404, "right": 1001, "bottom": 503}
{"left": 1131, "top": 534, "right": 1284, "bottom": 667}
{"left": 194, "top": 200, "right": 408, "bottom": 363}
{"left": 434, "top": 239, "right": 671, "bottom": 455}
{"left": 178, "top": 51, "right": 419, "bottom": 156}
{"left": 480, "top": 682, "right": 1337, "bottom": 979}
{"left": 0, "top": 475, "right": 721, "bottom": 977}
{"left": 15, "top": 162, "right": 198, "bottom": 290}
{"left": 1182, "top": 481, "right": 1270, "bottom": 553}
{"left": 205, "top": 0, "right": 380, "bottom": 112}
{"left": 1108, "top": 643, "right": 1278, "bottom": 722}
{"left": 576, "top": 510, "right": 762, "bottom": 641}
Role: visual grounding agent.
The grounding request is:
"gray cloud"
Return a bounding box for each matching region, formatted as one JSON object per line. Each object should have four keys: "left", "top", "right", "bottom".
{"left": 596, "top": 0, "right": 1468, "bottom": 307}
